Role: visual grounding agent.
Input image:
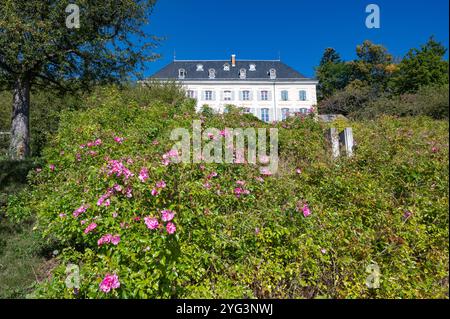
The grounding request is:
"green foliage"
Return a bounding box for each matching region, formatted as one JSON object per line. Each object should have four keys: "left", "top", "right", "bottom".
{"left": 7, "top": 87, "right": 448, "bottom": 299}
{"left": 352, "top": 84, "right": 449, "bottom": 120}
{"left": 0, "top": 0, "right": 160, "bottom": 90}
{"left": 393, "top": 37, "right": 449, "bottom": 94}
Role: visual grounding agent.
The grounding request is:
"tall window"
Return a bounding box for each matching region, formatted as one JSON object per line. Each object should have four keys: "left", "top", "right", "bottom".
{"left": 209, "top": 69, "right": 216, "bottom": 79}
{"left": 269, "top": 68, "right": 276, "bottom": 79}
{"left": 223, "top": 90, "right": 232, "bottom": 101}
{"left": 242, "top": 90, "right": 250, "bottom": 101}
{"left": 260, "top": 90, "right": 269, "bottom": 101}
{"left": 281, "top": 90, "right": 289, "bottom": 101}
{"left": 261, "top": 108, "right": 269, "bottom": 122}
{"left": 187, "top": 90, "right": 195, "bottom": 98}
{"left": 205, "top": 90, "right": 213, "bottom": 101}
{"left": 281, "top": 108, "right": 290, "bottom": 120}
{"left": 178, "top": 68, "right": 186, "bottom": 79}
{"left": 239, "top": 68, "right": 247, "bottom": 79}
{"left": 299, "top": 90, "right": 307, "bottom": 101}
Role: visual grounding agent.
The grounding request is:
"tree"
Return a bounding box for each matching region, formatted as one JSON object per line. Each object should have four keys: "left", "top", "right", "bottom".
{"left": 0, "top": 1, "right": 160, "bottom": 159}
{"left": 315, "top": 48, "right": 352, "bottom": 101}
{"left": 393, "top": 37, "right": 449, "bottom": 94}
{"left": 349, "top": 40, "right": 396, "bottom": 94}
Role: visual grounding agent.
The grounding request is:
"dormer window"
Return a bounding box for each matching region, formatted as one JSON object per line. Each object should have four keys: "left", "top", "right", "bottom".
{"left": 178, "top": 68, "right": 186, "bottom": 79}
{"left": 269, "top": 68, "right": 276, "bottom": 79}
{"left": 249, "top": 64, "right": 256, "bottom": 71}
{"left": 239, "top": 68, "right": 247, "bottom": 79}
{"left": 196, "top": 64, "right": 204, "bottom": 71}
{"left": 223, "top": 63, "right": 230, "bottom": 71}
{"left": 208, "top": 68, "right": 216, "bottom": 79}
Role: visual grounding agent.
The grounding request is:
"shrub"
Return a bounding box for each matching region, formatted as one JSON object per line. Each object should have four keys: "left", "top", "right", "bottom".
{"left": 7, "top": 86, "right": 449, "bottom": 298}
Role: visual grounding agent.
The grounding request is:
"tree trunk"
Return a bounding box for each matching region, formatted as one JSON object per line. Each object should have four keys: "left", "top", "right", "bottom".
{"left": 9, "top": 76, "right": 31, "bottom": 160}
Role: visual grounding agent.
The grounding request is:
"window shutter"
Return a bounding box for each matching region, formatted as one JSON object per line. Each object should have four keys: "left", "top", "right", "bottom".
{"left": 202, "top": 91, "right": 205, "bottom": 100}
{"left": 257, "top": 91, "right": 261, "bottom": 101}
{"left": 212, "top": 91, "right": 216, "bottom": 101}
{"left": 268, "top": 109, "right": 274, "bottom": 122}
{"left": 257, "top": 108, "right": 261, "bottom": 120}
{"left": 268, "top": 91, "right": 272, "bottom": 101}
{"left": 239, "top": 91, "right": 243, "bottom": 101}
{"left": 231, "top": 91, "right": 235, "bottom": 101}
{"left": 249, "top": 91, "right": 253, "bottom": 101}
{"left": 220, "top": 91, "right": 224, "bottom": 101}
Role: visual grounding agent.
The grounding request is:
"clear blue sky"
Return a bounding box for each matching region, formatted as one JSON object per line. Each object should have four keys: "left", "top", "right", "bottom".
{"left": 143, "top": 0, "right": 449, "bottom": 78}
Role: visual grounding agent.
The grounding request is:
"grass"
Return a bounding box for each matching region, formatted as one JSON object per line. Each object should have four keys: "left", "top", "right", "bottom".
{"left": 0, "top": 158, "right": 51, "bottom": 299}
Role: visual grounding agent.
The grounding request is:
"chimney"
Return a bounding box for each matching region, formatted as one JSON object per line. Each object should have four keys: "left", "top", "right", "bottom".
{"left": 231, "top": 54, "right": 236, "bottom": 67}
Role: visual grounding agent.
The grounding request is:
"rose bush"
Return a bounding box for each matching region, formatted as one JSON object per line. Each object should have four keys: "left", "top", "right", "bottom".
{"left": 7, "top": 86, "right": 448, "bottom": 298}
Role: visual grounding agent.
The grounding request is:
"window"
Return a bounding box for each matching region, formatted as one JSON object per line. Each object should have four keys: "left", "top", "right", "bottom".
{"left": 269, "top": 68, "right": 276, "bottom": 79}
{"left": 209, "top": 68, "right": 216, "bottom": 79}
{"left": 249, "top": 64, "right": 256, "bottom": 71}
{"left": 178, "top": 68, "right": 186, "bottom": 79}
{"left": 299, "top": 90, "right": 307, "bottom": 101}
{"left": 281, "top": 90, "right": 289, "bottom": 101}
{"left": 205, "top": 90, "right": 213, "bottom": 101}
{"left": 239, "top": 68, "right": 247, "bottom": 79}
{"left": 242, "top": 90, "right": 250, "bottom": 101}
{"left": 223, "top": 90, "right": 232, "bottom": 101}
{"left": 196, "top": 64, "right": 204, "bottom": 71}
{"left": 299, "top": 108, "right": 308, "bottom": 114}
{"left": 260, "top": 90, "right": 269, "bottom": 101}
{"left": 243, "top": 108, "right": 251, "bottom": 114}
{"left": 281, "top": 108, "right": 290, "bottom": 120}
{"left": 223, "top": 63, "right": 230, "bottom": 71}
{"left": 261, "top": 108, "right": 269, "bottom": 122}
{"left": 187, "top": 90, "right": 195, "bottom": 98}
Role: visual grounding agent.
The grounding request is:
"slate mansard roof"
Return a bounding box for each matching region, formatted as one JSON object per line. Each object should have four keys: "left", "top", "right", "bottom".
{"left": 150, "top": 59, "right": 315, "bottom": 82}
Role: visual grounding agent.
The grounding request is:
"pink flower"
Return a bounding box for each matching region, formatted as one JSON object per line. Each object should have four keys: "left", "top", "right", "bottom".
{"left": 432, "top": 146, "right": 439, "bottom": 153}
{"left": 166, "top": 222, "right": 176, "bottom": 234}
{"left": 207, "top": 132, "right": 215, "bottom": 140}
{"left": 144, "top": 217, "right": 159, "bottom": 230}
{"left": 114, "top": 136, "right": 124, "bottom": 144}
{"left": 106, "top": 160, "right": 134, "bottom": 180}
{"left": 161, "top": 210, "right": 175, "bottom": 222}
{"left": 236, "top": 180, "right": 246, "bottom": 186}
{"left": 138, "top": 167, "right": 149, "bottom": 182}
{"left": 255, "top": 227, "right": 260, "bottom": 235}
{"left": 111, "top": 235, "right": 121, "bottom": 245}
{"left": 320, "top": 248, "right": 327, "bottom": 254}
{"left": 296, "top": 168, "right": 302, "bottom": 174}
{"left": 49, "top": 164, "right": 55, "bottom": 171}
{"left": 125, "top": 187, "right": 133, "bottom": 198}
{"left": 259, "top": 155, "right": 270, "bottom": 164}
{"left": 203, "top": 182, "right": 211, "bottom": 189}
{"left": 207, "top": 172, "right": 218, "bottom": 179}
{"left": 156, "top": 180, "right": 166, "bottom": 189}
{"left": 99, "top": 274, "right": 120, "bottom": 293}
{"left": 112, "top": 212, "right": 118, "bottom": 218}
{"left": 36, "top": 168, "right": 42, "bottom": 173}
{"left": 255, "top": 176, "right": 264, "bottom": 183}
{"left": 73, "top": 204, "right": 88, "bottom": 217}
{"left": 94, "top": 139, "right": 102, "bottom": 146}
{"left": 84, "top": 222, "right": 97, "bottom": 234}
{"left": 260, "top": 167, "right": 272, "bottom": 176}
{"left": 76, "top": 153, "right": 82, "bottom": 162}
{"left": 59, "top": 213, "right": 66, "bottom": 218}
{"left": 234, "top": 187, "right": 249, "bottom": 197}
{"left": 152, "top": 140, "right": 159, "bottom": 145}
{"left": 302, "top": 204, "right": 311, "bottom": 218}
{"left": 151, "top": 188, "right": 159, "bottom": 196}
{"left": 80, "top": 220, "right": 86, "bottom": 225}
{"left": 403, "top": 211, "right": 413, "bottom": 220}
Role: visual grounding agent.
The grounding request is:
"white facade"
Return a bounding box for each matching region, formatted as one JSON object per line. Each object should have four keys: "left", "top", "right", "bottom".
{"left": 183, "top": 80, "right": 317, "bottom": 122}
{"left": 151, "top": 56, "right": 318, "bottom": 122}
